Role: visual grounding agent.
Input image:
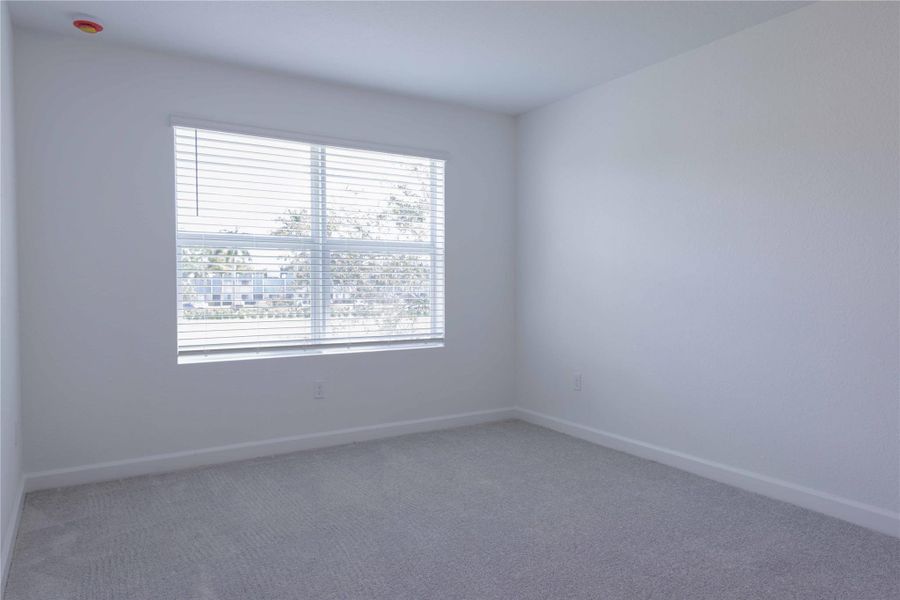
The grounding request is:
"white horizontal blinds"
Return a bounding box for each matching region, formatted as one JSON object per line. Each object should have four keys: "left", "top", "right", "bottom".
{"left": 322, "top": 145, "right": 444, "bottom": 343}
{"left": 175, "top": 125, "right": 445, "bottom": 357}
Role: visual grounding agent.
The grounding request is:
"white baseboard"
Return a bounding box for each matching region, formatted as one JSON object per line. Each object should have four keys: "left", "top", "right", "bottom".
{"left": 2, "top": 476, "right": 25, "bottom": 594}
{"left": 20, "top": 406, "right": 899, "bottom": 539}
{"left": 24, "top": 407, "right": 516, "bottom": 493}
{"left": 515, "top": 407, "right": 900, "bottom": 538}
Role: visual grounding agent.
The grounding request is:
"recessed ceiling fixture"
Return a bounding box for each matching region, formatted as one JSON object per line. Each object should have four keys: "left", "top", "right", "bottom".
{"left": 73, "top": 19, "right": 103, "bottom": 34}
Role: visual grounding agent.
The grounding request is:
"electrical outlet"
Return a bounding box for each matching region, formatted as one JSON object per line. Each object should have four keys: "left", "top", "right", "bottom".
{"left": 574, "top": 373, "right": 583, "bottom": 392}
{"left": 313, "top": 381, "right": 326, "bottom": 400}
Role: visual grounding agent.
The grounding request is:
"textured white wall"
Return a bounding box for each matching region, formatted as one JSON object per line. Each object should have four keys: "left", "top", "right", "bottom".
{"left": 1, "top": 1, "right": 22, "bottom": 581}
{"left": 516, "top": 2, "right": 899, "bottom": 513}
{"left": 14, "top": 29, "right": 516, "bottom": 474}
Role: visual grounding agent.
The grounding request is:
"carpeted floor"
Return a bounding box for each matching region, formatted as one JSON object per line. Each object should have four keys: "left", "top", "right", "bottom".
{"left": 5, "top": 420, "right": 899, "bottom": 599}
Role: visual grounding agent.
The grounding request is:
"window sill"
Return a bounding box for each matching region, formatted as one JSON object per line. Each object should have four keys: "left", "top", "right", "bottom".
{"left": 178, "top": 340, "right": 444, "bottom": 365}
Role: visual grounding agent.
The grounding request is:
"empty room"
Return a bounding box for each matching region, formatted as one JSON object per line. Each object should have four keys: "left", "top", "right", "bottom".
{"left": 0, "top": 1, "right": 898, "bottom": 598}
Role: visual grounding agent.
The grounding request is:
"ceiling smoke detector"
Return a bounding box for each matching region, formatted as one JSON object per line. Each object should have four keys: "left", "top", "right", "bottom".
{"left": 73, "top": 19, "right": 103, "bottom": 34}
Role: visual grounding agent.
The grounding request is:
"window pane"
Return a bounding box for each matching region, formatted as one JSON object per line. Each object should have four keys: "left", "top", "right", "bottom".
{"left": 325, "top": 148, "right": 442, "bottom": 243}
{"left": 326, "top": 251, "right": 442, "bottom": 341}
{"left": 178, "top": 246, "right": 313, "bottom": 351}
{"left": 175, "top": 127, "right": 314, "bottom": 237}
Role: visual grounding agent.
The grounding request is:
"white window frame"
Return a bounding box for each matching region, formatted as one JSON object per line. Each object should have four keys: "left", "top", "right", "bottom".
{"left": 172, "top": 117, "right": 447, "bottom": 364}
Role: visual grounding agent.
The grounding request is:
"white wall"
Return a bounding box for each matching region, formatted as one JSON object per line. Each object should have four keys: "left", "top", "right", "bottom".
{"left": 517, "top": 0, "right": 899, "bottom": 519}
{"left": 0, "top": 0, "right": 22, "bottom": 585}
{"left": 1, "top": 0, "right": 22, "bottom": 585}
{"left": 13, "top": 29, "right": 516, "bottom": 475}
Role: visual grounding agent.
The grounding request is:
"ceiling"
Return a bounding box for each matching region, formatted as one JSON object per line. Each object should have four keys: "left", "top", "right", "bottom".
{"left": 8, "top": 1, "right": 809, "bottom": 114}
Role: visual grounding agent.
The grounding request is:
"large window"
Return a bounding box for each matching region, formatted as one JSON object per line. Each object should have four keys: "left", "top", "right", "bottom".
{"left": 174, "top": 124, "right": 445, "bottom": 363}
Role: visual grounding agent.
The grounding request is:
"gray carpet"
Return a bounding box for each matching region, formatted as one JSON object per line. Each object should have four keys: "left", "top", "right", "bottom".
{"left": 5, "top": 421, "right": 899, "bottom": 599}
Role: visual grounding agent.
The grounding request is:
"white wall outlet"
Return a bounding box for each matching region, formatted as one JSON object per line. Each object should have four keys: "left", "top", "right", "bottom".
{"left": 313, "top": 381, "right": 325, "bottom": 400}
{"left": 574, "top": 373, "right": 583, "bottom": 392}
